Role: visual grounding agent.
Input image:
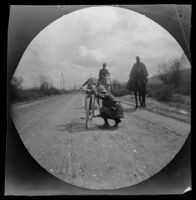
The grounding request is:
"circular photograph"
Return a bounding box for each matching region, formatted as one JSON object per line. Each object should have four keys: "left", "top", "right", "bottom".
{"left": 10, "top": 6, "right": 191, "bottom": 190}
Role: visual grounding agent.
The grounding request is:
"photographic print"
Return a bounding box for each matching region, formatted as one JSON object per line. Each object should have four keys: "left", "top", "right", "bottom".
{"left": 8, "top": 5, "right": 191, "bottom": 192}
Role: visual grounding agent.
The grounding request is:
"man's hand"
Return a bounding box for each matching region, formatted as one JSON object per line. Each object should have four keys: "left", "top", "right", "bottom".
{"left": 91, "top": 88, "right": 97, "bottom": 95}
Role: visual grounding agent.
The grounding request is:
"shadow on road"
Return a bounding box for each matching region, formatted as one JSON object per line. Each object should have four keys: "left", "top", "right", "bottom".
{"left": 56, "top": 121, "right": 117, "bottom": 133}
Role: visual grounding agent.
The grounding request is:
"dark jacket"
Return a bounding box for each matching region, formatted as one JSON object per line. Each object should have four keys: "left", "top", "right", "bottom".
{"left": 127, "top": 61, "right": 148, "bottom": 91}
{"left": 96, "top": 92, "right": 124, "bottom": 118}
{"left": 129, "top": 62, "right": 148, "bottom": 82}
{"left": 99, "top": 68, "right": 110, "bottom": 79}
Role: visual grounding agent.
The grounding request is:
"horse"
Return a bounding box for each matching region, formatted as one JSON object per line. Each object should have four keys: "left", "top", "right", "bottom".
{"left": 127, "top": 73, "right": 147, "bottom": 109}
{"left": 97, "top": 75, "right": 112, "bottom": 92}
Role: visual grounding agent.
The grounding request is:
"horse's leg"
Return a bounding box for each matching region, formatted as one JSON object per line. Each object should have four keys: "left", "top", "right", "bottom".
{"left": 89, "top": 95, "right": 92, "bottom": 110}
{"left": 134, "top": 91, "right": 138, "bottom": 109}
{"left": 142, "top": 84, "right": 146, "bottom": 107}
{"left": 139, "top": 91, "right": 142, "bottom": 108}
{"left": 138, "top": 81, "right": 143, "bottom": 108}
{"left": 142, "top": 91, "right": 146, "bottom": 107}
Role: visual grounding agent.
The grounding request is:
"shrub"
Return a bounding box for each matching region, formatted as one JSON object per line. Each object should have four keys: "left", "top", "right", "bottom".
{"left": 147, "top": 83, "right": 162, "bottom": 97}
{"left": 111, "top": 80, "right": 130, "bottom": 97}
{"left": 9, "top": 75, "right": 66, "bottom": 103}
{"left": 158, "top": 54, "right": 190, "bottom": 89}
{"left": 112, "top": 89, "right": 130, "bottom": 97}
{"left": 156, "top": 86, "right": 173, "bottom": 102}
{"left": 147, "top": 83, "right": 173, "bottom": 102}
{"left": 172, "top": 94, "right": 191, "bottom": 105}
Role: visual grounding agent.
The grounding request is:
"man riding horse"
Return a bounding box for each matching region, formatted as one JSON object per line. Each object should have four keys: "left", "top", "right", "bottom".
{"left": 98, "top": 63, "right": 111, "bottom": 91}
{"left": 127, "top": 56, "right": 148, "bottom": 109}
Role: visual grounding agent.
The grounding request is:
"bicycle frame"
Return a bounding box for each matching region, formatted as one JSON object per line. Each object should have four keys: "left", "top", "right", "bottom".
{"left": 84, "top": 91, "right": 96, "bottom": 129}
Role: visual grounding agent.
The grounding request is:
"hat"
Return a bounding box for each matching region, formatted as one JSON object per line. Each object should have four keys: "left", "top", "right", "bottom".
{"left": 97, "top": 85, "right": 107, "bottom": 93}
{"left": 89, "top": 84, "right": 97, "bottom": 91}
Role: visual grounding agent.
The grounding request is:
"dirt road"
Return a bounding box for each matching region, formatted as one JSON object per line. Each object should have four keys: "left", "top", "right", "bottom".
{"left": 10, "top": 92, "right": 191, "bottom": 190}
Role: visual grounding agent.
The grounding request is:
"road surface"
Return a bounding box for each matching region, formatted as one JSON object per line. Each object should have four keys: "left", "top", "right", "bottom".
{"left": 10, "top": 92, "right": 191, "bottom": 190}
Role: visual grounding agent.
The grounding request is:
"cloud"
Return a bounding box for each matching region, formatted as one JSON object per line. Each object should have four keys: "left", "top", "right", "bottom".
{"left": 79, "top": 45, "right": 88, "bottom": 57}
{"left": 14, "top": 6, "right": 189, "bottom": 89}
{"left": 79, "top": 45, "right": 105, "bottom": 62}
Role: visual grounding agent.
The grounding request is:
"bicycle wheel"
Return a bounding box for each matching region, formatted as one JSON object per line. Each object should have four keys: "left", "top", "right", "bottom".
{"left": 85, "top": 96, "right": 90, "bottom": 129}
{"left": 85, "top": 95, "right": 94, "bottom": 128}
{"left": 89, "top": 96, "right": 95, "bottom": 120}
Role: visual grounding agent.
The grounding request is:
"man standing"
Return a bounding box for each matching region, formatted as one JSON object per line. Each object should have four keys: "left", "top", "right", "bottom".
{"left": 94, "top": 85, "right": 124, "bottom": 129}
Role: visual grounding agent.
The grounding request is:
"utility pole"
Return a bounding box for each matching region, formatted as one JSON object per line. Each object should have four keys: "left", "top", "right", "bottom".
{"left": 61, "top": 72, "right": 65, "bottom": 92}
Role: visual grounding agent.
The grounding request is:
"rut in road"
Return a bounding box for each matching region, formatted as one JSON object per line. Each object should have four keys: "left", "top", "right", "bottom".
{"left": 11, "top": 93, "right": 191, "bottom": 190}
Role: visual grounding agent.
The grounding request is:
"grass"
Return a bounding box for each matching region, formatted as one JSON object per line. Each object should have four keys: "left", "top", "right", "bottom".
{"left": 146, "top": 67, "right": 191, "bottom": 103}
{"left": 8, "top": 83, "right": 80, "bottom": 104}
{"left": 147, "top": 84, "right": 172, "bottom": 102}
{"left": 146, "top": 81, "right": 191, "bottom": 104}
{"left": 111, "top": 88, "right": 130, "bottom": 97}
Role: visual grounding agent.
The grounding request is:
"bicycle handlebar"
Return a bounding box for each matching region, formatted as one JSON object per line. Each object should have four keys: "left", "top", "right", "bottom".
{"left": 80, "top": 87, "right": 95, "bottom": 95}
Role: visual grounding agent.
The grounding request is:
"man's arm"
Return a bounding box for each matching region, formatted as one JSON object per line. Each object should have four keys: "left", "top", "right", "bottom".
{"left": 82, "top": 79, "right": 88, "bottom": 87}
{"left": 106, "top": 69, "right": 110, "bottom": 76}
{"left": 129, "top": 64, "right": 136, "bottom": 78}
{"left": 95, "top": 92, "right": 108, "bottom": 99}
{"left": 142, "top": 63, "right": 148, "bottom": 77}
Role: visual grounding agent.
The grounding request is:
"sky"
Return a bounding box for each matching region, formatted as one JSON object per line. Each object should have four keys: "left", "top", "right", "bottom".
{"left": 13, "top": 6, "right": 190, "bottom": 89}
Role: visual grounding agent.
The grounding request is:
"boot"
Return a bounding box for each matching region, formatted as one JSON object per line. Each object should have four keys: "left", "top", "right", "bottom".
{"left": 99, "top": 117, "right": 110, "bottom": 129}
{"left": 135, "top": 106, "right": 138, "bottom": 110}
{"left": 99, "top": 124, "right": 111, "bottom": 129}
{"left": 113, "top": 119, "right": 121, "bottom": 128}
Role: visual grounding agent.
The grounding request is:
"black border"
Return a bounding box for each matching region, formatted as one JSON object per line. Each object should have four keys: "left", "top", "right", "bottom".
{"left": 4, "top": 2, "right": 193, "bottom": 198}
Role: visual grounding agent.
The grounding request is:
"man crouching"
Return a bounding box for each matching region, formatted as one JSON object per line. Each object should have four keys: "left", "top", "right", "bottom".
{"left": 94, "top": 85, "right": 124, "bottom": 129}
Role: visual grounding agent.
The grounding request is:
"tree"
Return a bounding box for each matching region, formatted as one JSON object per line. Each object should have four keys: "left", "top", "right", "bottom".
{"left": 112, "top": 79, "right": 121, "bottom": 90}
{"left": 158, "top": 55, "right": 184, "bottom": 88}
{"left": 11, "top": 76, "right": 23, "bottom": 89}
{"left": 10, "top": 76, "right": 24, "bottom": 102}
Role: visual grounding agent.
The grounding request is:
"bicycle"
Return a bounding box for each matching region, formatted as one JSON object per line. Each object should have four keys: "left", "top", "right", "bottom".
{"left": 96, "top": 75, "right": 112, "bottom": 106}
{"left": 81, "top": 88, "right": 96, "bottom": 129}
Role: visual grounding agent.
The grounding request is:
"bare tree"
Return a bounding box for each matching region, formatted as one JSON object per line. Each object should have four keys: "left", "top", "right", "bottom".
{"left": 158, "top": 54, "right": 185, "bottom": 88}
{"left": 11, "top": 76, "right": 24, "bottom": 89}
